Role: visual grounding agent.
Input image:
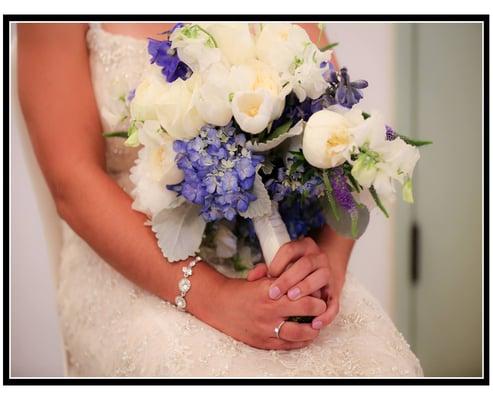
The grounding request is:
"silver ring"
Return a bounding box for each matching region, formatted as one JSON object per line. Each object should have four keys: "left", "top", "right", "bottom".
{"left": 274, "top": 320, "right": 287, "bottom": 339}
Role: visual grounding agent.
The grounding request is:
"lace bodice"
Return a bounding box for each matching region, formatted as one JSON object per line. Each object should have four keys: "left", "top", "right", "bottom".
{"left": 86, "top": 24, "right": 148, "bottom": 192}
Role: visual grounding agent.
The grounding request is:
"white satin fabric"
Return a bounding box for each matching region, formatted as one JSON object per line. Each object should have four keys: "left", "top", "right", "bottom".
{"left": 56, "top": 24, "right": 423, "bottom": 377}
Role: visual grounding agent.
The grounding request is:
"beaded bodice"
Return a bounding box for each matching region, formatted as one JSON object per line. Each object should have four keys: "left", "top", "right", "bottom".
{"left": 86, "top": 24, "right": 149, "bottom": 192}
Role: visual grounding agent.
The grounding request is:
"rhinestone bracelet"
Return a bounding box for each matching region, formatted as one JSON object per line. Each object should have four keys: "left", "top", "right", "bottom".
{"left": 175, "top": 255, "right": 202, "bottom": 311}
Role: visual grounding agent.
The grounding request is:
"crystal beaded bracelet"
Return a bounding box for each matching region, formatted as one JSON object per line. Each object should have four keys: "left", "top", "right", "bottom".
{"left": 175, "top": 255, "right": 202, "bottom": 311}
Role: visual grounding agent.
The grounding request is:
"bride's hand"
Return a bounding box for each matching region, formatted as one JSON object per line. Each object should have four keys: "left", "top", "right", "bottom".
{"left": 247, "top": 237, "right": 344, "bottom": 331}
{"left": 211, "top": 276, "right": 326, "bottom": 350}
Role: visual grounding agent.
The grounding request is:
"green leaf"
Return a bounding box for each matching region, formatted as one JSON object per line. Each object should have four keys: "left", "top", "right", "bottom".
{"left": 361, "top": 111, "right": 371, "bottom": 120}
{"left": 103, "top": 131, "right": 129, "bottom": 139}
{"left": 369, "top": 186, "right": 390, "bottom": 218}
{"left": 323, "top": 202, "right": 370, "bottom": 240}
{"left": 398, "top": 134, "right": 433, "bottom": 147}
{"left": 267, "top": 120, "right": 292, "bottom": 140}
{"left": 322, "top": 170, "right": 340, "bottom": 222}
{"left": 319, "top": 42, "right": 339, "bottom": 51}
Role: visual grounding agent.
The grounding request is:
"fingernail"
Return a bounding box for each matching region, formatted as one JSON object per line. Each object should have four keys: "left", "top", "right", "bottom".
{"left": 287, "top": 287, "right": 301, "bottom": 300}
{"left": 269, "top": 286, "right": 281, "bottom": 299}
{"left": 312, "top": 320, "right": 323, "bottom": 330}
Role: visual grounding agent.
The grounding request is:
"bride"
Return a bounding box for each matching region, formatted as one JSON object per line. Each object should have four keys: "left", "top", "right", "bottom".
{"left": 17, "top": 22, "right": 423, "bottom": 377}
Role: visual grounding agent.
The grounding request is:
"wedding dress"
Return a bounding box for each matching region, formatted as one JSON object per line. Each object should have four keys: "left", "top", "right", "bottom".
{"left": 56, "top": 24, "right": 423, "bottom": 377}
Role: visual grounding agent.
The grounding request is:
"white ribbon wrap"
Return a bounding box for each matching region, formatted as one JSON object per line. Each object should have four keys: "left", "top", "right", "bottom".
{"left": 252, "top": 203, "right": 291, "bottom": 268}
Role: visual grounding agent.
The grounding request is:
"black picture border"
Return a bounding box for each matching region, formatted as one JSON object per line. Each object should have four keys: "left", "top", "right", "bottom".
{"left": 3, "top": 13, "right": 490, "bottom": 386}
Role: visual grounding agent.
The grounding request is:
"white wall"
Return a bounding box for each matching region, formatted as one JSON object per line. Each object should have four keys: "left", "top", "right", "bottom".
{"left": 11, "top": 27, "right": 66, "bottom": 377}
{"left": 326, "top": 23, "right": 396, "bottom": 315}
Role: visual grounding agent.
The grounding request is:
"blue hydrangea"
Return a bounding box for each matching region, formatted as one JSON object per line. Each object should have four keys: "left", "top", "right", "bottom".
{"left": 168, "top": 124, "right": 264, "bottom": 222}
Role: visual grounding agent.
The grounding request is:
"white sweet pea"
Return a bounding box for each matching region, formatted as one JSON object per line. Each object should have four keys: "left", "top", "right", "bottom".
{"left": 256, "top": 23, "right": 311, "bottom": 73}
{"left": 154, "top": 74, "right": 205, "bottom": 140}
{"left": 303, "top": 110, "right": 355, "bottom": 168}
{"left": 170, "top": 24, "right": 222, "bottom": 73}
{"left": 349, "top": 113, "right": 420, "bottom": 208}
{"left": 230, "top": 60, "right": 288, "bottom": 133}
{"left": 130, "top": 121, "right": 184, "bottom": 216}
{"left": 283, "top": 43, "right": 332, "bottom": 101}
{"left": 207, "top": 23, "right": 256, "bottom": 65}
{"left": 194, "top": 62, "right": 233, "bottom": 126}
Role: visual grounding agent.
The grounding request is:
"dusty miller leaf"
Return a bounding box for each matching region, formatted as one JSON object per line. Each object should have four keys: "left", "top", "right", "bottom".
{"left": 239, "top": 174, "right": 272, "bottom": 219}
{"left": 151, "top": 203, "right": 206, "bottom": 262}
{"left": 245, "top": 120, "right": 304, "bottom": 152}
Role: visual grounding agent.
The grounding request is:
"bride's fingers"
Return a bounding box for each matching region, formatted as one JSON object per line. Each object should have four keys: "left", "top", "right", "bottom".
{"left": 286, "top": 268, "right": 331, "bottom": 300}
{"left": 311, "top": 297, "right": 341, "bottom": 330}
{"left": 271, "top": 321, "right": 320, "bottom": 342}
{"left": 268, "top": 253, "right": 326, "bottom": 300}
{"left": 246, "top": 263, "right": 268, "bottom": 281}
{"left": 269, "top": 237, "right": 319, "bottom": 278}
{"left": 278, "top": 295, "right": 327, "bottom": 317}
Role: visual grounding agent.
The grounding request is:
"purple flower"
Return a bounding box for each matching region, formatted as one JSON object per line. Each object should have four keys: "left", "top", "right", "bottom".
{"left": 329, "top": 166, "right": 356, "bottom": 212}
{"left": 127, "top": 88, "right": 136, "bottom": 102}
{"left": 385, "top": 125, "right": 397, "bottom": 141}
{"left": 147, "top": 38, "right": 192, "bottom": 83}
{"left": 335, "top": 67, "right": 368, "bottom": 108}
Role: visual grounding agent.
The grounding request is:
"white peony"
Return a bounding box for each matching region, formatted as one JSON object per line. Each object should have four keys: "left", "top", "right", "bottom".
{"left": 154, "top": 74, "right": 205, "bottom": 140}
{"left": 170, "top": 24, "right": 222, "bottom": 73}
{"left": 255, "top": 23, "right": 311, "bottom": 73}
{"left": 194, "top": 62, "right": 233, "bottom": 126}
{"left": 230, "top": 60, "right": 288, "bottom": 133}
{"left": 303, "top": 110, "right": 355, "bottom": 168}
{"left": 130, "top": 120, "right": 184, "bottom": 216}
{"left": 207, "top": 23, "right": 256, "bottom": 65}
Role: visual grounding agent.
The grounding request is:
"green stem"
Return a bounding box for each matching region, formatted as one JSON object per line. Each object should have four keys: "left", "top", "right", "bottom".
{"left": 319, "top": 42, "right": 339, "bottom": 52}
{"left": 322, "top": 170, "right": 341, "bottom": 222}
{"left": 194, "top": 25, "right": 218, "bottom": 48}
{"left": 103, "top": 131, "right": 128, "bottom": 138}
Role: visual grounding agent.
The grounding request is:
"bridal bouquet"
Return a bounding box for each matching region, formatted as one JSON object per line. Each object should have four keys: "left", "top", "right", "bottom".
{"left": 109, "top": 23, "right": 430, "bottom": 273}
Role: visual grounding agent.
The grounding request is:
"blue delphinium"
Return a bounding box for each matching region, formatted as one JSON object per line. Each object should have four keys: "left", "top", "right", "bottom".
{"left": 147, "top": 24, "right": 192, "bottom": 83}
{"left": 335, "top": 67, "right": 369, "bottom": 108}
{"left": 266, "top": 154, "right": 326, "bottom": 239}
{"left": 168, "top": 124, "right": 264, "bottom": 222}
{"left": 385, "top": 124, "right": 397, "bottom": 141}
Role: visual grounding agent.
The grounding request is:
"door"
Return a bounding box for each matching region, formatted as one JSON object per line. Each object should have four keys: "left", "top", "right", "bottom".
{"left": 394, "top": 23, "right": 483, "bottom": 377}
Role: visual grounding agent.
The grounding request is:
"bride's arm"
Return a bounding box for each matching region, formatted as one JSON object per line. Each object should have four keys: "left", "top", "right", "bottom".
{"left": 17, "top": 23, "right": 224, "bottom": 321}
{"left": 17, "top": 23, "right": 326, "bottom": 350}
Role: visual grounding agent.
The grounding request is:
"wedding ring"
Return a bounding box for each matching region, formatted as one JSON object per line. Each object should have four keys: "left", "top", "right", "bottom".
{"left": 274, "top": 320, "right": 287, "bottom": 339}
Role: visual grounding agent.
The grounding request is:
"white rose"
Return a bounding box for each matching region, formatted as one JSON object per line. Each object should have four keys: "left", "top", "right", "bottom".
{"left": 130, "top": 121, "right": 184, "bottom": 216}
{"left": 256, "top": 23, "right": 311, "bottom": 73}
{"left": 154, "top": 75, "right": 205, "bottom": 140}
{"left": 303, "top": 110, "right": 355, "bottom": 168}
{"left": 194, "top": 62, "right": 233, "bottom": 126}
{"left": 130, "top": 69, "right": 168, "bottom": 121}
{"left": 207, "top": 23, "right": 256, "bottom": 65}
